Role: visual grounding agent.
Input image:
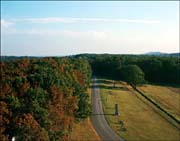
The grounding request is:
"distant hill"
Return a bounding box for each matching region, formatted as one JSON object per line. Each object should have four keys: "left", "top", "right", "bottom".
{"left": 170, "top": 53, "right": 180, "bottom": 57}
{"left": 145, "top": 52, "right": 165, "bottom": 55}
{"left": 1, "top": 52, "right": 179, "bottom": 62}
{"left": 145, "top": 52, "right": 179, "bottom": 57}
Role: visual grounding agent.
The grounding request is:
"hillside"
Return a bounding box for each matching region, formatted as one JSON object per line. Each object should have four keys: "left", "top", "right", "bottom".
{"left": 145, "top": 52, "right": 180, "bottom": 57}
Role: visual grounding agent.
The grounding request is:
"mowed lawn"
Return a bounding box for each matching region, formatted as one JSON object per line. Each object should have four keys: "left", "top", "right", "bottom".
{"left": 98, "top": 79, "right": 180, "bottom": 141}
{"left": 70, "top": 88, "right": 101, "bottom": 141}
{"left": 137, "top": 84, "right": 180, "bottom": 120}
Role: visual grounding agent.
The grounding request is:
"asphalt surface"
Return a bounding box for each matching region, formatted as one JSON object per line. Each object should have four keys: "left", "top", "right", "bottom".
{"left": 90, "top": 78, "right": 124, "bottom": 141}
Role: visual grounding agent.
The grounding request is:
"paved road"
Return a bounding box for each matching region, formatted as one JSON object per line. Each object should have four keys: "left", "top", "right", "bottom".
{"left": 91, "top": 78, "right": 124, "bottom": 141}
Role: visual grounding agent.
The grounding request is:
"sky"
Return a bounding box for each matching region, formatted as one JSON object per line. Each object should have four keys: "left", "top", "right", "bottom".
{"left": 1, "top": 1, "right": 179, "bottom": 56}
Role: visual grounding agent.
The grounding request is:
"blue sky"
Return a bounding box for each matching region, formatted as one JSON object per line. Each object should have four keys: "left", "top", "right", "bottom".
{"left": 1, "top": 1, "right": 179, "bottom": 56}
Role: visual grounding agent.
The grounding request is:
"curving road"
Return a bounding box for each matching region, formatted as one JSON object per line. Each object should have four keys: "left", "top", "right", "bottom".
{"left": 90, "top": 78, "right": 124, "bottom": 141}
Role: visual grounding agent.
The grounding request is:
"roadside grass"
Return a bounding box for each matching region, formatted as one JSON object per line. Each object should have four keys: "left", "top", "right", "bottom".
{"left": 70, "top": 117, "right": 101, "bottom": 141}
{"left": 70, "top": 88, "right": 101, "bottom": 141}
{"left": 137, "top": 84, "right": 180, "bottom": 120}
{"left": 98, "top": 79, "right": 180, "bottom": 141}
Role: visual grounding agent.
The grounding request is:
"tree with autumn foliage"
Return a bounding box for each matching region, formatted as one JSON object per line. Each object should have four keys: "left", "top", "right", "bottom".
{"left": 0, "top": 57, "right": 92, "bottom": 140}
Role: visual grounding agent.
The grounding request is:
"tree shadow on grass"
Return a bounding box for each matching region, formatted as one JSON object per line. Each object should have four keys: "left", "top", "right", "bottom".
{"left": 90, "top": 84, "right": 129, "bottom": 91}
{"left": 106, "top": 107, "right": 115, "bottom": 110}
{"left": 96, "top": 79, "right": 113, "bottom": 84}
{"left": 91, "top": 113, "right": 115, "bottom": 116}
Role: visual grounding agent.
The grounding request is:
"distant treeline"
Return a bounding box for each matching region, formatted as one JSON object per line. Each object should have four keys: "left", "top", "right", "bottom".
{"left": 0, "top": 57, "right": 91, "bottom": 140}
{"left": 75, "top": 54, "right": 180, "bottom": 85}
{"left": 1, "top": 56, "right": 40, "bottom": 62}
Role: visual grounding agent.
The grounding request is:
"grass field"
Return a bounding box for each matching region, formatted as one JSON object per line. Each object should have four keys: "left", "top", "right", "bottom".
{"left": 98, "top": 79, "right": 180, "bottom": 141}
{"left": 70, "top": 88, "right": 101, "bottom": 141}
{"left": 138, "top": 84, "right": 180, "bottom": 120}
{"left": 70, "top": 117, "right": 101, "bottom": 141}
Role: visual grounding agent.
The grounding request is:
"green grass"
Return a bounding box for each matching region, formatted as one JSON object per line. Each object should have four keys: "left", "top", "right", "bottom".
{"left": 98, "top": 79, "right": 180, "bottom": 141}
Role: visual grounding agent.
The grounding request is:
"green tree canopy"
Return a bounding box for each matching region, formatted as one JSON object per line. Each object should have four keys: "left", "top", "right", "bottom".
{"left": 120, "top": 65, "right": 145, "bottom": 88}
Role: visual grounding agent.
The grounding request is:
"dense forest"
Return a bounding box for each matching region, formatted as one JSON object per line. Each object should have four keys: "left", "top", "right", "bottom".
{"left": 75, "top": 54, "right": 180, "bottom": 85}
{"left": 0, "top": 57, "right": 91, "bottom": 140}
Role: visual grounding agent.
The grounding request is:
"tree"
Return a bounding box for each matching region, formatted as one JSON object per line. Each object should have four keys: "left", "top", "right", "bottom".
{"left": 76, "top": 93, "right": 91, "bottom": 118}
{"left": 120, "top": 65, "right": 145, "bottom": 88}
{"left": 1, "top": 57, "right": 92, "bottom": 140}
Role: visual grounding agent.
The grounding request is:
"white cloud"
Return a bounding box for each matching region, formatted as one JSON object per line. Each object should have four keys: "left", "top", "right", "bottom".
{"left": 63, "top": 30, "right": 108, "bottom": 39}
{"left": 19, "top": 18, "right": 76, "bottom": 24}
{"left": 1, "top": 19, "right": 14, "bottom": 28}
{"left": 12, "top": 17, "right": 160, "bottom": 24}
{"left": 2, "top": 28, "right": 109, "bottom": 40}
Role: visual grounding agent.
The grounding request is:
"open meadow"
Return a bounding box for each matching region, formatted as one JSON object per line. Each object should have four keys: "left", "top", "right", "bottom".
{"left": 98, "top": 79, "right": 180, "bottom": 141}
{"left": 138, "top": 84, "right": 180, "bottom": 120}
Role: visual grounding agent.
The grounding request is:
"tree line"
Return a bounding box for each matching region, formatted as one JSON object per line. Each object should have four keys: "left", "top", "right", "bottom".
{"left": 75, "top": 54, "right": 180, "bottom": 86}
{"left": 0, "top": 57, "right": 91, "bottom": 140}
